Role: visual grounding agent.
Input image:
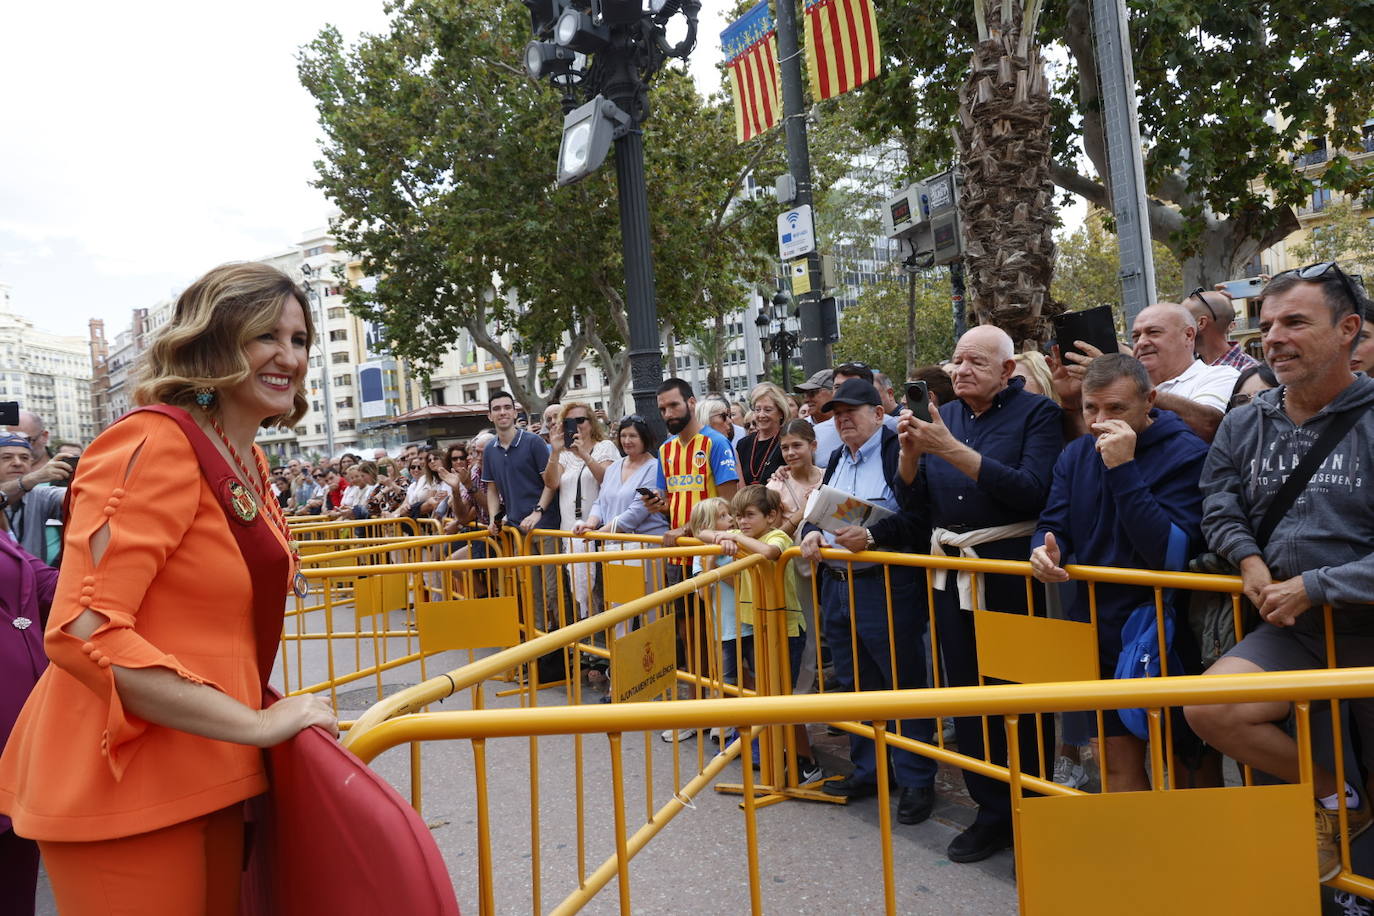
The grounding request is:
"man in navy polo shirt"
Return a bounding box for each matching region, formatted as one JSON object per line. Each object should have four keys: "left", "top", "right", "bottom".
{"left": 484, "top": 390, "right": 560, "bottom": 627}
{"left": 896, "top": 325, "right": 1063, "bottom": 864}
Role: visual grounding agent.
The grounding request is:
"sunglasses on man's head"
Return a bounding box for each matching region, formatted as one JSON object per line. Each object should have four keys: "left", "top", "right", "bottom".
{"left": 1282, "top": 261, "right": 1367, "bottom": 312}
{"left": 1187, "top": 287, "right": 1219, "bottom": 323}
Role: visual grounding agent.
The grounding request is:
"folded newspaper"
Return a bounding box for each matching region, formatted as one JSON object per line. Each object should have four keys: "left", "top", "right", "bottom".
{"left": 802, "top": 484, "right": 894, "bottom": 533}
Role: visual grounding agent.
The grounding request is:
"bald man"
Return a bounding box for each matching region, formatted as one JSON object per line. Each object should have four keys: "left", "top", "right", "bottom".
{"left": 895, "top": 324, "right": 1062, "bottom": 863}
{"left": 1185, "top": 289, "right": 1259, "bottom": 371}
{"left": 1129, "top": 303, "right": 1238, "bottom": 442}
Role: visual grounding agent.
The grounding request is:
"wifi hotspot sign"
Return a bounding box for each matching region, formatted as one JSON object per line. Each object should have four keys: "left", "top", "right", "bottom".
{"left": 776, "top": 204, "right": 816, "bottom": 260}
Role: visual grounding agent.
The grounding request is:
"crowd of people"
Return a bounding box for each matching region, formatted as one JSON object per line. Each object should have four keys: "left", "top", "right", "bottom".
{"left": 2, "top": 260, "right": 1372, "bottom": 909}
{"left": 447, "top": 265, "right": 1374, "bottom": 876}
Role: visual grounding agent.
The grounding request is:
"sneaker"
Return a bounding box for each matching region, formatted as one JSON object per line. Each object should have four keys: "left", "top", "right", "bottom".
{"left": 796, "top": 756, "right": 824, "bottom": 784}
{"left": 660, "top": 727, "right": 697, "bottom": 743}
{"left": 1316, "top": 797, "right": 1374, "bottom": 881}
{"left": 1052, "top": 756, "right": 1088, "bottom": 789}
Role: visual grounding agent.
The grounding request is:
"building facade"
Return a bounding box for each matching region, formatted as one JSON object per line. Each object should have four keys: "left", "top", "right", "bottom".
{"left": 0, "top": 283, "right": 96, "bottom": 445}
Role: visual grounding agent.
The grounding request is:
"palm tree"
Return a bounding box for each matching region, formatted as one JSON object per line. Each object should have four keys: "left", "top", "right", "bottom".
{"left": 954, "top": 0, "right": 1060, "bottom": 348}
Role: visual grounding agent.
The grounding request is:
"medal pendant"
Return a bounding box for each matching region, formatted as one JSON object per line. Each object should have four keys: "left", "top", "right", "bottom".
{"left": 224, "top": 479, "right": 259, "bottom": 524}
{"left": 293, "top": 570, "right": 309, "bottom": 598}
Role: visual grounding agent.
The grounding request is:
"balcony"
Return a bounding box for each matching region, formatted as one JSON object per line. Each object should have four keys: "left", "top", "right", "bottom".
{"left": 1294, "top": 147, "right": 1329, "bottom": 168}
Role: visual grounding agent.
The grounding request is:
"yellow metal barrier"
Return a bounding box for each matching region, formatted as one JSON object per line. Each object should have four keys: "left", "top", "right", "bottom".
{"left": 345, "top": 667, "right": 1374, "bottom": 915}
{"left": 274, "top": 527, "right": 1368, "bottom": 913}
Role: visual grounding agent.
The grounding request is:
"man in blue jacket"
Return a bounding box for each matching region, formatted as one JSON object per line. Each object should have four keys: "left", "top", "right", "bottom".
{"left": 1030, "top": 353, "right": 1209, "bottom": 792}
{"left": 896, "top": 325, "right": 1063, "bottom": 863}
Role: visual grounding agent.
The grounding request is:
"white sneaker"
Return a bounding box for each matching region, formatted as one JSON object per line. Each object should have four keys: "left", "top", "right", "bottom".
{"left": 660, "top": 727, "right": 696, "bottom": 743}
{"left": 1052, "top": 755, "right": 1088, "bottom": 789}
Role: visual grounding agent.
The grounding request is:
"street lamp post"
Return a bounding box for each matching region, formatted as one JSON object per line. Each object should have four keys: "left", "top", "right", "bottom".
{"left": 756, "top": 290, "right": 797, "bottom": 391}
{"left": 300, "top": 263, "right": 336, "bottom": 458}
{"left": 525, "top": 0, "right": 701, "bottom": 436}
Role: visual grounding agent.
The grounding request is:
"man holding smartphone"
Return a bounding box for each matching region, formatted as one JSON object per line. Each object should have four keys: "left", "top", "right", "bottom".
{"left": 0, "top": 430, "right": 69, "bottom": 565}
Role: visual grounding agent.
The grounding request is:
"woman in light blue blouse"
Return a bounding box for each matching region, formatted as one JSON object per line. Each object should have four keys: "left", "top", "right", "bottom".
{"left": 575, "top": 415, "right": 666, "bottom": 538}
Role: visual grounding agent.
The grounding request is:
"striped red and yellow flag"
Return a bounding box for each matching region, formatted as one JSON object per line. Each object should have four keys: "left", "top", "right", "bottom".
{"left": 720, "top": 1, "right": 782, "bottom": 144}
{"left": 804, "top": 0, "right": 882, "bottom": 101}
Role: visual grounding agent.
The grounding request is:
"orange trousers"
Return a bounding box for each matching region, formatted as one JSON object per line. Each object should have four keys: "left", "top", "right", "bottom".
{"left": 38, "top": 805, "right": 243, "bottom": 916}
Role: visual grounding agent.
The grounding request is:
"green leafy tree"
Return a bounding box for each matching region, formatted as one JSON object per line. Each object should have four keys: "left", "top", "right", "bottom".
{"left": 1288, "top": 198, "right": 1374, "bottom": 280}
{"left": 298, "top": 0, "right": 773, "bottom": 415}
{"left": 1054, "top": 209, "right": 1184, "bottom": 321}
{"left": 833, "top": 269, "right": 957, "bottom": 378}
{"left": 854, "top": 0, "right": 1374, "bottom": 291}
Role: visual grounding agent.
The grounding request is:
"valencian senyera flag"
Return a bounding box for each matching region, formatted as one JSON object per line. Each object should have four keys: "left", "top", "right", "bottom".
{"left": 804, "top": 0, "right": 881, "bottom": 101}
{"left": 720, "top": 0, "right": 783, "bottom": 144}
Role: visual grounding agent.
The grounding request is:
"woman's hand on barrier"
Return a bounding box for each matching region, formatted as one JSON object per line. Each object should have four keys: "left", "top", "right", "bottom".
{"left": 1030, "top": 533, "right": 1070, "bottom": 583}
{"left": 255, "top": 694, "right": 339, "bottom": 746}
{"left": 1257, "top": 574, "right": 1313, "bottom": 628}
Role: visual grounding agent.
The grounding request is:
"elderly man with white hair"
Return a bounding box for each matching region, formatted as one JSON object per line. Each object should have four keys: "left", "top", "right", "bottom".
{"left": 895, "top": 324, "right": 1063, "bottom": 864}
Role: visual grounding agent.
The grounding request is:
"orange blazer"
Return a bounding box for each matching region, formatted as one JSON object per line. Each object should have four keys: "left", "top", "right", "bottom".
{"left": 0, "top": 411, "right": 278, "bottom": 841}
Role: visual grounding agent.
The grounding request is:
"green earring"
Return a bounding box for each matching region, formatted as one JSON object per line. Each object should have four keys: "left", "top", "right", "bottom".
{"left": 194, "top": 387, "right": 216, "bottom": 408}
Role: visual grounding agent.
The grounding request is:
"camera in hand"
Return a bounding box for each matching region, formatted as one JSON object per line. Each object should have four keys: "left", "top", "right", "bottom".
{"left": 0, "top": 402, "right": 17, "bottom": 427}
{"left": 904, "top": 381, "right": 931, "bottom": 422}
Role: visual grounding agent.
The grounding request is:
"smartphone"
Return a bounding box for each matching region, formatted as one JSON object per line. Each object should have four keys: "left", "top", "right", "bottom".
{"left": 1051, "top": 305, "right": 1119, "bottom": 362}
{"left": 636, "top": 487, "right": 657, "bottom": 501}
{"left": 563, "top": 417, "right": 579, "bottom": 443}
{"left": 0, "top": 402, "right": 16, "bottom": 426}
{"left": 1219, "top": 277, "right": 1265, "bottom": 299}
{"left": 60, "top": 456, "right": 79, "bottom": 475}
{"left": 904, "top": 381, "right": 931, "bottom": 422}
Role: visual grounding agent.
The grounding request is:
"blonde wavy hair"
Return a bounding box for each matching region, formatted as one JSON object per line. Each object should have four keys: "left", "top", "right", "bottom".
{"left": 135, "top": 262, "right": 315, "bottom": 427}
{"left": 557, "top": 400, "right": 608, "bottom": 443}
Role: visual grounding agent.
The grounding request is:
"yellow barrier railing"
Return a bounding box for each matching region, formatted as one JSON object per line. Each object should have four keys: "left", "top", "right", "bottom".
{"left": 276, "top": 526, "right": 1368, "bottom": 913}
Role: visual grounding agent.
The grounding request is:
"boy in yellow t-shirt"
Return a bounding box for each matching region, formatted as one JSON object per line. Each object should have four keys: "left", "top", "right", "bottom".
{"left": 697, "top": 485, "right": 819, "bottom": 781}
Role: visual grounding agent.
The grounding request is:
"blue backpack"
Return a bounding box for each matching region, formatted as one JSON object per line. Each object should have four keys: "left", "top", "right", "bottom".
{"left": 1114, "top": 525, "right": 1189, "bottom": 741}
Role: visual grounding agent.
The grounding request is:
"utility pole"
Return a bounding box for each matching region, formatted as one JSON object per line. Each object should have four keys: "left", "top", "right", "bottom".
{"left": 773, "top": 0, "right": 828, "bottom": 375}
{"left": 1092, "top": 0, "right": 1156, "bottom": 327}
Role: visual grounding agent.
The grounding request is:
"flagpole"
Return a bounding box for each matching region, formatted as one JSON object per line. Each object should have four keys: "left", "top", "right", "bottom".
{"left": 773, "top": 0, "right": 829, "bottom": 378}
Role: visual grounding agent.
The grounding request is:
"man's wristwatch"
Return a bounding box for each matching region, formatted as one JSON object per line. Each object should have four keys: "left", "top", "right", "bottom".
{"left": 864, "top": 528, "right": 876, "bottom": 550}
{"left": 532, "top": 505, "right": 545, "bottom": 515}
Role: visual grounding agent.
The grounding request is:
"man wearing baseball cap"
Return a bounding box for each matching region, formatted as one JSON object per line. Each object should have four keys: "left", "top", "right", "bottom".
{"left": 798, "top": 378, "right": 936, "bottom": 825}
{"left": 0, "top": 431, "right": 70, "bottom": 565}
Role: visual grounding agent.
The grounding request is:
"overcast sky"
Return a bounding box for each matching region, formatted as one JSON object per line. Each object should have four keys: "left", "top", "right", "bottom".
{"left": 0, "top": 1, "right": 737, "bottom": 341}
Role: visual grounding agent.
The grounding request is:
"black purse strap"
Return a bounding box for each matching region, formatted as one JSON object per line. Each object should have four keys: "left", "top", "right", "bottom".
{"left": 1255, "top": 400, "right": 1370, "bottom": 548}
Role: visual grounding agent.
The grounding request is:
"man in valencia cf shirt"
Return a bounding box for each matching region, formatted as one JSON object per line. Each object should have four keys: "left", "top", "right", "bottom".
{"left": 654, "top": 378, "right": 740, "bottom": 545}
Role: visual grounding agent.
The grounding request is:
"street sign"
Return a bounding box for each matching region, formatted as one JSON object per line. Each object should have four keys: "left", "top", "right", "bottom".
{"left": 777, "top": 204, "right": 816, "bottom": 260}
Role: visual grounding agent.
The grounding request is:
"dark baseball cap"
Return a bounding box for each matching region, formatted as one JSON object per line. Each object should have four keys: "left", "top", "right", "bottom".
{"left": 828, "top": 378, "right": 881, "bottom": 408}
{"left": 794, "top": 369, "right": 834, "bottom": 392}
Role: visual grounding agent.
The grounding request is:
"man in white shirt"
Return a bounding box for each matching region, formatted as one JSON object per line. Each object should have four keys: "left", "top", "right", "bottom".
{"left": 1131, "top": 302, "right": 1238, "bottom": 442}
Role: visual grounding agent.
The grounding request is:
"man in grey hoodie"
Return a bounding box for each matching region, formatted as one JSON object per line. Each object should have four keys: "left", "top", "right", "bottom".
{"left": 1184, "top": 263, "right": 1374, "bottom": 882}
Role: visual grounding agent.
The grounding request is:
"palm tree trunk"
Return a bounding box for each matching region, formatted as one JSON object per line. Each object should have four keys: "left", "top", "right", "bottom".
{"left": 955, "top": 0, "right": 1061, "bottom": 348}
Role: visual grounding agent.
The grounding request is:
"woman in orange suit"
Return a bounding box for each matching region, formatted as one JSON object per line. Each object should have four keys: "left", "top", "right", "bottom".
{"left": 0, "top": 262, "right": 338, "bottom": 914}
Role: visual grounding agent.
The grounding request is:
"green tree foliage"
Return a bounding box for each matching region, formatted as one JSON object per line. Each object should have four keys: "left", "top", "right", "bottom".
{"left": 1053, "top": 209, "right": 1184, "bottom": 319}
{"left": 853, "top": 0, "right": 1374, "bottom": 288}
{"left": 1288, "top": 198, "right": 1374, "bottom": 280}
{"left": 298, "top": 0, "right": 774, "bottom": 413}
{"left": 832, "top": 270, "right": 957, "bottom": 379}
